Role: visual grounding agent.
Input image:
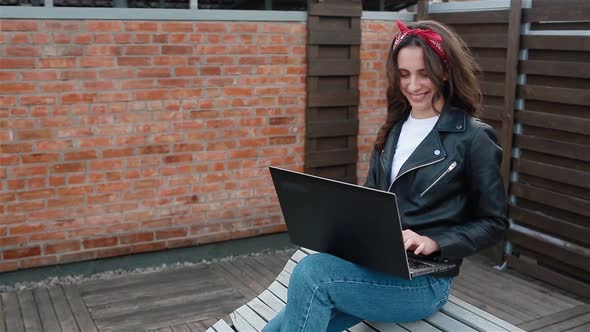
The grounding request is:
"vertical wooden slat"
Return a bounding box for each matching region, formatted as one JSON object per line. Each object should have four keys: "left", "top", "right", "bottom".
{"left": 500, "top": 0, "right": 522, "bottom": 192}
{"left": 17, "top": 290, "right": 43, "bottom": 332}
{"left": 33, "top": 287, "right": 62, "bottom": 332}
{"left": 1, "top": 292, "right": 24, "bottom": 332}
{"left": 305, "top": 0, "right": 361, "bottom": 183}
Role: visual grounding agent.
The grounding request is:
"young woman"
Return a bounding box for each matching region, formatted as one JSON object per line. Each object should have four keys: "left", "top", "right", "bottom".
{"left": 262, "top": 20, "right": 508, "bottom": 332}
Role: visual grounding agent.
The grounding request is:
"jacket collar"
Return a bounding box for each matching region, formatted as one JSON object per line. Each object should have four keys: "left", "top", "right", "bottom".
{"left": 380, "top": 103, "right": 467, "bottom": 186}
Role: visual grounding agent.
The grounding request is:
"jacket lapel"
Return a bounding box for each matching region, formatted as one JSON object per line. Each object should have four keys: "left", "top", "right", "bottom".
{"left": 391, "top": 105, "right": 467, "bottom": 184}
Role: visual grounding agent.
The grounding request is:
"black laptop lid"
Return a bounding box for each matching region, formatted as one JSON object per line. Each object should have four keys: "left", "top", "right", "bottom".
{"left": 269, "top": 166, "right": 411, "bottom": 278}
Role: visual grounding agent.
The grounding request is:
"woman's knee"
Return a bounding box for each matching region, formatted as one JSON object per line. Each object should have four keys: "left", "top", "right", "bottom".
{"left": 291, "top": 253, "right": 336, "bottom": 286}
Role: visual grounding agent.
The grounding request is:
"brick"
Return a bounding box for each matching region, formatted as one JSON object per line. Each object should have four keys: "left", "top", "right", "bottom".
{"left": 20, "top": 96, "right": 57, "bottom": 106}
{"left": 20, "top": 256, "right": 59, "bottom": 269}
{"left": 3, "top": 246, "right": 41, "bottom": 260}
{"left": 0, "top": 193, "right": 15, "bottom": 203}
{"left": 37, "top": 140, "right": 73, "bottom": 151}
{"left": 114, "top": 33, "right": 132, "bottom": 43}
{"left": 18, "top": 189, "right": 54, "bottom": 200}
{"left": 156, "top": 228, "right": 187, "bottom": 240}
{"left": 80, "top": 57, "right": 115, "bottom": 67}
{"left": 47, "top": 196, "right": 84, "bottom": 208}
{"left": 140, "top": 145, "right": 170, "bottom": 154}
{"left": 96, "top": 182, "right": 127, "bottom": 193}
{"left": 7, "top": 180, "right": 25, "bottom": 190}
{"left": 10, "top": 223, "right": 45, "bottom": 235}
{"left": 82, "top": 81, "right": 116, "bottom": 91}
{"left": 1, "top": 20, "right": 38, "bottom": 31}
{"left": 4, "top": 46, "right": 41, "bottom": 57}
{"left": 0, "top": 83, "right": 36, "bottom": 93}
{"left": 43, "top": 21, "right": 81, "bottom": 31}
{"left": 0, "top": 72, "right": 17, "bottom": 81}
{"left": 60, "top": 70, "right": 98, "bottom": 80}
{"left": 87, "top": 21, "right": 124, "bottom": 32}
{"left": 52, "top": 162, "right": 85, "bottom": 173}
{"left": 96, "top": 92, "right": 132, "bottom": 103}
{"left": 39, "top": 58, "right": 77, "bottom": 68}
{"left": 74, "top": 33, "right": 93, "bottom": 44}
{"left": 175, "top": 67, "right": 198, "bottom": 76}
{"left": 11, "top": 33, "right": 30, "bottom": 43}
{"left": 57, "top": 185, "right": 93, "bottom": 196}
{"left": 0, "top": 155, "right": 18, "bottom": 166}
{"left": 136, "top": 90, "right": 169, "bottom": 100}
{"left": 117, "top": 57, "right": 151, "bottom": 66}
{"left": 126, "top": 45, "right": 159, "bottom": 55}
{"left": 21, "top": 153, "right": 59, "bottom": 164}
{"left": 120, "top": 232, "right": 154, "bottom": 244}
{"left": 90, "top": 159, "right": 123, "bottom": 170}
{"left": 0, "top": 261, "right": 18, "bottom": 273}
{"left": 125, "top": 21, "right": 158, "bottom": 32}
{"left": 61, "top": 93, "right": 96, "bottom": 104}
{"left": 29, "top": 231, "right": 67, "bottom": 242}
{"left": 59, "top": 251, "right": 96, "bottom": 264}
{"left": 11, "top": 165, "right": 46, "bottom": 177}
{"left": 161, "top": 22, "right": 193, "bottom": 33}
{"left": 162, "top": 45, "right": 192, "bottom": 55}
{"left": 87, "top": 45, "right": 122, "bottom": 56}
{"left": 95, "top": 246, "right": 133, "bottom": 259}
{"left": 103, "top": 148, "right": 134, "bottom": 158}
{"left": 138, "top": 68, "right": 171, "bottom": 78}
{"left": 45, "top": 241, "right": 81, "bottom": 254}
{"left": 153, "top": 56, "right": 187, "bottom": 66}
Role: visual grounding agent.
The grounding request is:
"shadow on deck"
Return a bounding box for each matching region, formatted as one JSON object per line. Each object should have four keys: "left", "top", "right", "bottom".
{"left": 0, "top": 249, "right": 588, "bottom": 332}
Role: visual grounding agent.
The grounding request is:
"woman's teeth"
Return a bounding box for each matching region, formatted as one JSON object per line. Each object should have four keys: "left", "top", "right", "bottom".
{"left": 410, "top": 92, "right": 427, "bottom": 101}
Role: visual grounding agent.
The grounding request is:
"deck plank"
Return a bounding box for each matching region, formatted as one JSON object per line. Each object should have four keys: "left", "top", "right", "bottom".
{"left": 32, "top": 287, "right": 61, "bottom": 332}
{"left": 17, "top": 290, "right": 43, "bottom": 332}
{"left": 212, "top": 319, "right": 235, "bottom": 332}
{"left": 212, "top": 263, "right": 259, "bottom": 300}
{"left": 0, "top": 293, "right": 6, "bottom": 332}
{"left": 534, "top": 311, "right": 590, "bottom": 332}
{"left": 63, "top": 284, "right": 98, "bottom": 332}
{"left": 49, "top": 286, "right": 80, "bottom": 332}
{"left": 170, "top": 323, "right": 192, "bottom": 332}
{"left": 1, "top": 292, "right": 24, "bottom": 332}
{"left": 518, "top": 304, "right": 590, "bottom": 331}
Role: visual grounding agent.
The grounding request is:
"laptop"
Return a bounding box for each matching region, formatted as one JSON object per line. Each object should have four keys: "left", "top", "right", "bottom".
{"left": 269, "top": 166, "right": 456, "bottom": 280}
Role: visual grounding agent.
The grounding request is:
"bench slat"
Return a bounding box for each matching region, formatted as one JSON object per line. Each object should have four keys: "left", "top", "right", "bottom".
{"left": 292, "top": 250, "right": 308, "bottom": 263}
{"left": 348, "top": 322, "right": 380, "bottom": 331}
{"left": 448, "top": 296, "right": 526, "bottom": 332}
{"left": 211, "top": 319, "right": 234, "bottom": 332}
{"left": 440, "top": 301, "right": 511, "bottom": 332}
{"left": 276, "top": 270, "right": 291, "bottom": 287}
{"left": 248, "top": 298, "right": 277, "bottom": 321}
{"left": 230, "top": 309, "right": 257, "bottom": 332}
{"left": 268, "top": 281, "right": 288, "bottom": 303}
{"left": 258, "top": 290, "right": 286, "bottom": 313}
{"left": 425, "top": 311, "right": 478, "bottom": 332}
{"left": 399, "top": 320, "right": 442, "bottom": 332}
{"left": 284, "top": 260, "right": 297, "bottom": 274}
{"left": 236, "top": 305, "right": 267, "bottom": 331}
{"left": 366, "top": 321, "right": 410, "bottom": 332}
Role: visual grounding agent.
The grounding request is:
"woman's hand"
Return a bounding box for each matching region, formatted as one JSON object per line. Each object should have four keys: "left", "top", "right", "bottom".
{"left": 402, "top": 229, "right": 441, "bottom": 255}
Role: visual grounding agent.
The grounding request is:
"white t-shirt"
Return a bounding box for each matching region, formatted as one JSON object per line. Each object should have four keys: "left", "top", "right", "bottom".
{"left": 390, "top": 114, "right": 439, "bottom": 183}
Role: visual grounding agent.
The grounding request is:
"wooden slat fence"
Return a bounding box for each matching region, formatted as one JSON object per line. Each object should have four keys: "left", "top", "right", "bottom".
{"left": 505, "top": 0, "right": 590, "bottom": 298}
{"left": 422, "top": 0, "right": 590, "bottom": 296}
{"left": 304, "top": 0, "right": 361, "bottom": 184}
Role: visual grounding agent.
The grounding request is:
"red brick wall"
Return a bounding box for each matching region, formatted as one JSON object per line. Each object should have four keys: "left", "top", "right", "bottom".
{"left": 0, "top": 19, "right": 306, "bottom": 272}
{"left": 357, "top": 20, "right": 397, "bottom": 182}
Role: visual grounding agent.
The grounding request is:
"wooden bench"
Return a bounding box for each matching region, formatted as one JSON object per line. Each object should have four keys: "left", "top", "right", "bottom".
{"left": 207, "top": 248, "right": 526, "bottom": 332}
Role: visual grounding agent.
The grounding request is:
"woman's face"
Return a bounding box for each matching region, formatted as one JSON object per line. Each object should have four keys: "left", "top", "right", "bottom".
{"left": 397, "top": 46, "right": 440, "bottom": 116}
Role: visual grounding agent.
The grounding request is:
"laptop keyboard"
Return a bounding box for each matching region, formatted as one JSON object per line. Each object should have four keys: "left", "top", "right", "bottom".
{"left": 408, "top": 259, "right": 433, "bottom": 269}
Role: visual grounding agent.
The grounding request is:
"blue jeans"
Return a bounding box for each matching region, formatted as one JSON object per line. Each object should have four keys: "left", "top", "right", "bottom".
{"left": 262, "top": 253, "right": 453, "bottom": 332}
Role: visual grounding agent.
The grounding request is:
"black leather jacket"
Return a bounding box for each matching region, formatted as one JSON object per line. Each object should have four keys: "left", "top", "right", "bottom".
{"left": 364, "top": 105, "right": 508, "bottom": 277}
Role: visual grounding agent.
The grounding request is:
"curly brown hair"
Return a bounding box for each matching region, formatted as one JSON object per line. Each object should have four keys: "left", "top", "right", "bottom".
{"left": 373, "top": 20, "right": 482, "bottom": 152}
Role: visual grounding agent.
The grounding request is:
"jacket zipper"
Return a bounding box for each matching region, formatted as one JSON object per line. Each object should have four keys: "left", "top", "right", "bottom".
{"left": 387, "top": 157, "right": 446, "bottom": 192}
{"left": 420, "top": 161, "right": 457, "bottom": 197}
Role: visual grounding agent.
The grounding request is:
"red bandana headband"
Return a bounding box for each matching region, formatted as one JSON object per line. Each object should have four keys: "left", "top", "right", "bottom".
{"left": 392, "top": 20, "right": 447, "bottom": 63}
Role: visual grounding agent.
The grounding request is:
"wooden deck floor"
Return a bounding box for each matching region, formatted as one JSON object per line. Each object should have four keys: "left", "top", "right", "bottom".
{"left": 0, "top": 249, "right": 588, "bottom": 332}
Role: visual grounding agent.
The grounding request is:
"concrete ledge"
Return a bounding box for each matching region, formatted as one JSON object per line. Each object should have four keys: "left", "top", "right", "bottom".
{"left": 0, "top": 232, "right": 295, "bottom": 286}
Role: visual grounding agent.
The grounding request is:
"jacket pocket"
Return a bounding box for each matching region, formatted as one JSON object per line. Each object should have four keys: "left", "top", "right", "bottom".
{"left": 420, "top": 161, "right": 458, "bottom": 197}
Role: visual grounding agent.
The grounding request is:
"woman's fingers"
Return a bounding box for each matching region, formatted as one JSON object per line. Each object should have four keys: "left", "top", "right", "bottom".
{"left": 414, "top": 242, "right": 425, "bottom": 255}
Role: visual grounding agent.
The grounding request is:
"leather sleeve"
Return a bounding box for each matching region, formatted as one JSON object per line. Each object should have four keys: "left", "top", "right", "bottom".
{"left": 363, "top": 150, "right": 379, "bottom": 189}
{"left": 427, "top": 124, "right": 509, "bottom": 259}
